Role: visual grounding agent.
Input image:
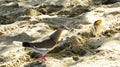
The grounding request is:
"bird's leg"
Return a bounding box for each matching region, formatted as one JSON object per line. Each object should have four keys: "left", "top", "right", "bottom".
{"left": 39, "top": 53, "right": 46, "bottom": 61}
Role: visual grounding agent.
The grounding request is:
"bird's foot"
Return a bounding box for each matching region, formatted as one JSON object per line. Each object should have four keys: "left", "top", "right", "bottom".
{"left": 39, "top": 53, "right": 46, "bottom": 61}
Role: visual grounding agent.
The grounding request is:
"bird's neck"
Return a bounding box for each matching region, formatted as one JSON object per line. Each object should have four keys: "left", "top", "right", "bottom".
{"left": 50, "top": 29, "right": 63, "bottom": 42}
{"left": 54, "top": 29, "right": 63, "bottom": 42}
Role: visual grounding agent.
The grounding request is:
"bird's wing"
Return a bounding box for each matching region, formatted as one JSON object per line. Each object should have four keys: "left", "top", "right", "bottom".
{"left": 31, "top": 38, "right": 56, "bottom": 48}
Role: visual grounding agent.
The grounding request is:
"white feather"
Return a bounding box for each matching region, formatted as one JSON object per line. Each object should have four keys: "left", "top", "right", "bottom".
{"left": 13, "top": 41, "right": 23, "bottom": 47}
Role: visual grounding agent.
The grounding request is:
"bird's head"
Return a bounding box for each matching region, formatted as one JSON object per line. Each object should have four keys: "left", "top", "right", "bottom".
{"left": 50, "top": 25, "right": 69, "bottom": 42}
{"left": 59, "top": 25, "right": 69, "bottom": 30}
{"left": 94, "top": 20, "right": 102, "bottom": 26}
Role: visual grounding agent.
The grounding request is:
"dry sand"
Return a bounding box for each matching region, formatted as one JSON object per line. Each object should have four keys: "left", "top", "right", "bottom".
{"left": 0, "top": 0, "right": 120, "bottom": 67}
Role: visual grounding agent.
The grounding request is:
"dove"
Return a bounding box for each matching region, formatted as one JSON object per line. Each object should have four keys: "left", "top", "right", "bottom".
{"left": 13, "top": 25, "right": 69, "bottom": 61}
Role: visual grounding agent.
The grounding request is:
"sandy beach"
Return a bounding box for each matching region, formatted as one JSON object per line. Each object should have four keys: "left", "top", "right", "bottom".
{"left": 0, "top": 0, "right": 120, "bottom": 67}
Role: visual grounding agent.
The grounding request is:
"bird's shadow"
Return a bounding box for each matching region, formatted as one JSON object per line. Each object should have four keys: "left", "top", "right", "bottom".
{"left": 24, "top": 60, "right": 46, "bottom": 67}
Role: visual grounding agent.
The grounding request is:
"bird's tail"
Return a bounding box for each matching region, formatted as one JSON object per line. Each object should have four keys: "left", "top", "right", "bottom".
{"left": 22, "top": 42, "right": 32, "bottom": 47}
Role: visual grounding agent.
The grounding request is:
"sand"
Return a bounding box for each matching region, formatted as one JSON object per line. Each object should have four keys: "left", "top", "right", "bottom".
{"left": 0, "top": 0, "right": 120, "bottom": 67}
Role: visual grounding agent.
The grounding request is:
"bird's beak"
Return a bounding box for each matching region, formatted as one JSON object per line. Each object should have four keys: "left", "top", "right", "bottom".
{"left": 59, "top": 25, "right": 70, "bottom": 31}
{"left": 65, "top": 27, "right": 70, "bottom": 30}
{"left": 63, "top": 26, "right": 70, "bottom": 31}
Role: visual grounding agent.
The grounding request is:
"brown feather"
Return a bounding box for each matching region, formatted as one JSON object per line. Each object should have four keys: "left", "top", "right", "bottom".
{"left": 23, "top": 29, "right": 64, "bottom": 48}
{"left": 30, "top": 39, "right": 56, "bottom": 48}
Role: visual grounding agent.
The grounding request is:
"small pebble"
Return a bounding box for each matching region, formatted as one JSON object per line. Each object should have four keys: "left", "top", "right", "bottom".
{"left": 72, "top": 56, "right": 79, "bottom": 61}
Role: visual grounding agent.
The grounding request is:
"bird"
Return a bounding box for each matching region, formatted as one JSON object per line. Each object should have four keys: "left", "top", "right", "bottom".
{"left": 92, "top": 19, "right": 104, "bottom": 36}
{"left": 93, "top": 19, "right": 102, "bottom": 30}
{"left": 13, "top": 25, "right": 69, "bottom": 61}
